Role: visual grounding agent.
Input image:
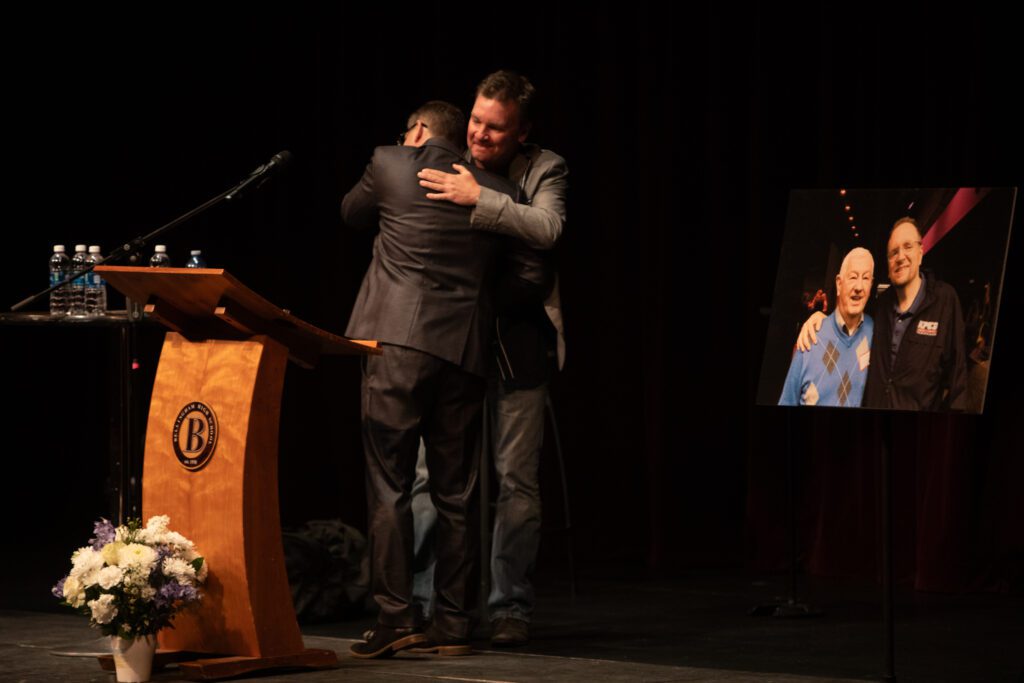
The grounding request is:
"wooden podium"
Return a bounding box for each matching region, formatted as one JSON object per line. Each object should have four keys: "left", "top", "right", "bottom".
{"left": 97, "top": 266, "right": 378, "bottom": 680}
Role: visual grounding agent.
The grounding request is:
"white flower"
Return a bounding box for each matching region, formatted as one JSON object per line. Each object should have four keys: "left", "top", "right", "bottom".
{"left": 164, "top": 531, "right": 192, "bottom": 551}
{"left": 88, "top": 594, "right": 118, "bottom": 625}
{"left": 162, "top": 557, "right": 197, "bottom": 584}
{"left": 100, "top": 542, "right": 125, "bottom": 566}
{"left": 96, "top": 566, "right": 125, "bottom": 590}
{"left": 122, "top": 567, "right": 153, "bottom": 589}
{"left": 69, "top": 547, "right": 105, "bottom": 586}
{"left": 63, "top": 576, "right": 86, "bottom": 608}
{"left": 117, "top": 543, "right": 158, "bottom": 571}
{"left": 140, "top": 586, "right": 156, "bottom": 601}
{"left": 114, "top": 525, "right": 132, "bottom": 543}
{"left": 137, "top": 515, "right": 171, "bottom": 545}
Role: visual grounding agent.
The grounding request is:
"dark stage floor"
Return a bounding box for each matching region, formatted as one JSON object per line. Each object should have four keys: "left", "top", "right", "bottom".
{"left": 2, "top": 572, "right": 1021, "bottom": 682}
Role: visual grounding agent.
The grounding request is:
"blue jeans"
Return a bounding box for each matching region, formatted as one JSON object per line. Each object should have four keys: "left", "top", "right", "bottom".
{"left": 412, "top": 383, "right": 546, "bottom": 623}
{"left": 487, "top": 382, "right": 545, "bottom": 622}
{"left": 411, "top": 444, "right": 435, "bottom": 620}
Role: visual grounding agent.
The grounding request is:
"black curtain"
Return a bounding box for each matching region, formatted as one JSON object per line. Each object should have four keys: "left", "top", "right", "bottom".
{"left": 4, "top": 4, "right": 1020, "bottom": 605}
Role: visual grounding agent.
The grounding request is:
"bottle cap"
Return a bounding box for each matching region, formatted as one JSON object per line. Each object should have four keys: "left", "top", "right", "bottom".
{"left": 155, "top": 245, "right": 167, "bottom": 253}
{"left": 53, "top": 245, "right": 65, "bottom": 252}
{"left": 190, "top": 250, "right": 202, "bottom": 256}
{"left": 89, "top": 245, "right": 101, "bottom": 253}
{"left": 75, "top": 244, "right": 87, "bottom": 252}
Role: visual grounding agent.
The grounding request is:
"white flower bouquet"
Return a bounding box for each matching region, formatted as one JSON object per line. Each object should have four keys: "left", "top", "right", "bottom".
{"left": 53, "top": 516, "right": 207, "bottom": 638}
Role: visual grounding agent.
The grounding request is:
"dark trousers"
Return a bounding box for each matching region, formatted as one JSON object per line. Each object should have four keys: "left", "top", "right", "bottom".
{"left": 362, "top": 343, "right": 484, "bottom": 639}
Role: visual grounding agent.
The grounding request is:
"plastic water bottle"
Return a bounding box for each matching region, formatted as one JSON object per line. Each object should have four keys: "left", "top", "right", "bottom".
{"left": 84, "top": 245, "right": 107, "bottom": 316}
{"left": 149, "top": 244, "right": 171, "bottom": 267}
{"left": 48, "top": 245, "right": 70, "bottom": 315}
{"left": 186, "top": 250, "right": 207, "bottom": 268}
{"left": 69, "top": 244, "right": 89, "bottom": 317}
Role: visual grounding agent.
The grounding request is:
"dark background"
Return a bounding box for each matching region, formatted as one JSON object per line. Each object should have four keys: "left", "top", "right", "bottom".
{"left": 3, "top": 5, "right": 1021, "bottom": 609}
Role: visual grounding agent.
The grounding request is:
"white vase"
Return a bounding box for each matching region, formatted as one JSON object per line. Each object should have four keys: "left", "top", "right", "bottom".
{"left": 110, "top": 634, "right": 157, "bottom": 683}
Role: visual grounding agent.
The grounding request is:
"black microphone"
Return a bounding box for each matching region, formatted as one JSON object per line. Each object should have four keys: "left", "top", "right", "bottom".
{"left": 260, "top": 150, "right": 292, "bottom": 175}
{"left": 226, "top": 150, "right": 292, "bottom": 200}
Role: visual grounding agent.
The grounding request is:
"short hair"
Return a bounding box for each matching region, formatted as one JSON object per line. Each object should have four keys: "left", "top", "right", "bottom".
{"left": 408, "top": 100, "right": 466, "bottom": 147}
{"left": 476, "top": 70, "right": 536, "bottom": 125}
{"left": 889, "top": 216, "right": 922, "bottom": 241}
{"left": 838, "top": 247, "right": 874, "bottom": 279}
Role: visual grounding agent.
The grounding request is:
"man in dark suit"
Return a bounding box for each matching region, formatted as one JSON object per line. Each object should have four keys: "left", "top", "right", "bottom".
{"left": 341, "top": 101, "right": 518, "bottom": 657}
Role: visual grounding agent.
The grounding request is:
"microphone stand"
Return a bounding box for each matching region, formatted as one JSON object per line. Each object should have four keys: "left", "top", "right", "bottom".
{"left": 10, "top": 153, "right": 285, "bottom": 312}
{"left": 7, "top": 151, "right": 287, "bottom": 526}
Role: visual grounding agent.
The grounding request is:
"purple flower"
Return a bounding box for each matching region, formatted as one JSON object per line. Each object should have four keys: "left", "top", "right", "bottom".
{"left": 154, "top": 581, "right": 198, "bottom": 608}
{"left": 52, "top": 576, "right": 66, "bottom": 599}
{"left": 90, "top": 518, "right": 116, "bottom": 550}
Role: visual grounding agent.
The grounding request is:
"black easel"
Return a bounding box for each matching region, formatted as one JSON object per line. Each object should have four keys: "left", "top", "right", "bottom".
{"left": 879, "top": 410, "right": 896, "bottom": 682}
{"left": 750, "top": 408, "right": 822, "bottom": 618}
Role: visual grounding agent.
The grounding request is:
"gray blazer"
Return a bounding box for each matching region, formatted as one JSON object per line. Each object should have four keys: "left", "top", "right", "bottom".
{"left": 342, "top": 137, "right": 519, "bottom": 377}
{"left": 470, "top": 144, "right": 568, "bottom": 369}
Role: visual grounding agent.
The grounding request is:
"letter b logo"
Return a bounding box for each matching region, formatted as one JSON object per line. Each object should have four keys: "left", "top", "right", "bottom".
{"left": 173, "top": 402, "right": 218, "bottom": 471}
{"left": 186, "top": 418, "right": 206, "bottom": 452}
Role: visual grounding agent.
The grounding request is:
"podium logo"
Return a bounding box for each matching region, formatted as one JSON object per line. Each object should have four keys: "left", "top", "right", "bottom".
{"left": 172, "top": 402, "right": 218, "bottom": 471}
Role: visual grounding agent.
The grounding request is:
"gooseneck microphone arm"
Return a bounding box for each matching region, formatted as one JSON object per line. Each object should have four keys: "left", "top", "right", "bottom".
{"left": 225, "top": 150, "right": 292, "bottom": 201}
{"left": 11, "top": 151, "right": 292, "bottom": 312}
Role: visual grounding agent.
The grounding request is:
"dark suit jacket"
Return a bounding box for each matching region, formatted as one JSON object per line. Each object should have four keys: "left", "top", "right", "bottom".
{"left": 863, "top": 273, "right": 967, "bottom": 412}
{"left": 342, "top": 137, "right": 519, "bottom": 377}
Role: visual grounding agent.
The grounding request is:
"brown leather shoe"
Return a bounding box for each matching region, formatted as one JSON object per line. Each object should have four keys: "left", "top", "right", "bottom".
{"left": 350, "top": 625, "right": 427, "bottom": 659}
{"left": 407, "top": 626, "right": 473, "bottom": 656}
{"left": 491, "top": 617, "right": 529, "bottom": 647}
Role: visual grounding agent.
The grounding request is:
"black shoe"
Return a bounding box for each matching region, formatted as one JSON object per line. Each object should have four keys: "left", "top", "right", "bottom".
{"left": 491, "top": 617, "right": 529, "bottom": 647}
{"left": 350, "top": 625, "right": 427, "bottom": 659}
{"left": 407, "top": 627, "right": 473, "bottom": 656}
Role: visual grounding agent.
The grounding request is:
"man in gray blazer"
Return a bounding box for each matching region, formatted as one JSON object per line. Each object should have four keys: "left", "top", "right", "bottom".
{"left": 342, "top": 101, "right": 519, "bottom": 658}
{"left": 416, "top": 71, "right": 568, "bottom": 647}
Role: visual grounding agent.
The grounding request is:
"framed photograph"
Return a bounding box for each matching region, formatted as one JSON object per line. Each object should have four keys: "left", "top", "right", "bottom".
{"left": 757, "top": 187, "right": 1016, "bottom": 414}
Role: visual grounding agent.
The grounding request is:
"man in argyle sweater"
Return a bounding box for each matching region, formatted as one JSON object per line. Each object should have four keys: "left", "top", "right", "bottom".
{"left": 780, "top": 248, "right": 874, "bottom": 407}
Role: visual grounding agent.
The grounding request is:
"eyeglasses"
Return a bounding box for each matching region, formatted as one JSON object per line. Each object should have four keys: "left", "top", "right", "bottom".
{"left": 397, "top": 121, "right": 428, "bottom": 145}
{"left": 887, "top": 241, "right": 921, "bottom": 261}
